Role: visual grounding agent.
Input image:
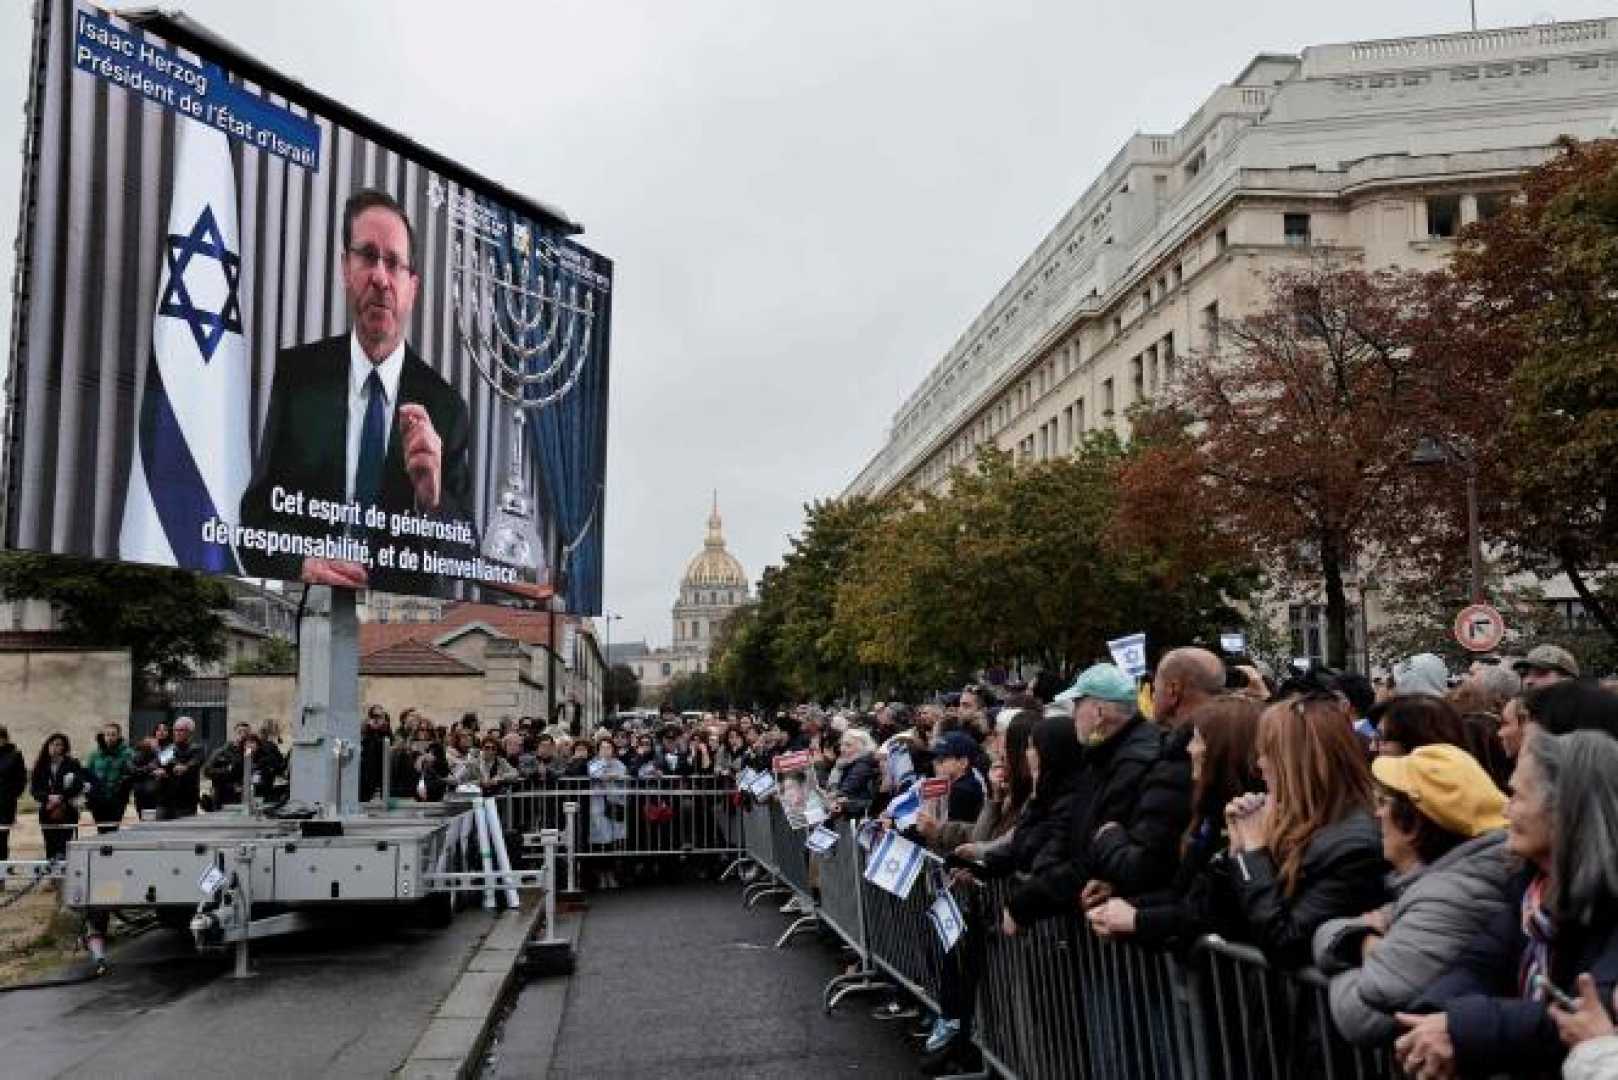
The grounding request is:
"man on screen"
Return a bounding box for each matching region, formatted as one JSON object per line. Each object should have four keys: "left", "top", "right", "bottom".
{"left": 240, "top": 189, "right": 477, "bottom": 590}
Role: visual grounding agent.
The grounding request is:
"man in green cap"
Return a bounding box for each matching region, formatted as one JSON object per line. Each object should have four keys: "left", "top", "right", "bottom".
{"left": 1053, "top": 662, "right": 1179, "bottom": 909}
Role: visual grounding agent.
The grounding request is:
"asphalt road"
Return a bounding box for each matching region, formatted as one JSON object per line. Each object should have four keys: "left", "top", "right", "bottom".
{"left": 502, "top": 882, "right": 919, "bottom": 1079}
{"left": 0, "top": 905, "right": 493, "bottom": 1080}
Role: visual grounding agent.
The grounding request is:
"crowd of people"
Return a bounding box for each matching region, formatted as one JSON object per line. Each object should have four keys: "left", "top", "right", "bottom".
{"left": 706, "top": 643, "right": 1618, "bottom": 1080}
{"left": 3, "top": 640, "right": 1616, "bottom": 1079}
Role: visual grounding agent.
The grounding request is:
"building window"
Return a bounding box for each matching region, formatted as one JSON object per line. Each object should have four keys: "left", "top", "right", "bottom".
{"left": 661, "top": 662, "right": 671, "bottom": 676}
{"left": 1172, "top": 263, "right": 1183, "bottom": 289}
{"left": 1288, "top": 604, "right": 1363, "bottom": 672}
{"left": 1112, "top": 315, "right": 1123, "bottom": 338}
{"left": 1215, "top": 228, "right": 1228, "bottom": 254}
{"left": 1076, "top": 397, "right": 1086, "bottom": 435}
{"left": 1131, "top": 356, "right": 1144, "bottom": 403}
{"left": 1102, "top": 378, "right": 1115, "bottom": 418}
{"left": 1426, "top": 195, "right": 1461, "bottom": 238}
{"left": 1476, "top": 192, "right": 1510, "bottom": 222}
{"left": 1161, "top": 332, "right": 1176, "bottom": 385}
{"left": 1202, "top": 301, "right": 1220, "bottom": 351}
{"left": 1063, "top": 405, "right": 1073, "bottom": 448}
{"left": 1283, "top": 213, "right": 1311, "bottom": 246}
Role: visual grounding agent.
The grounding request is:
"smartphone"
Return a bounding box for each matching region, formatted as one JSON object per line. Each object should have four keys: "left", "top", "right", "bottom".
{"left": 1533, "top": 973, "right": 1579, "bottom": 1011}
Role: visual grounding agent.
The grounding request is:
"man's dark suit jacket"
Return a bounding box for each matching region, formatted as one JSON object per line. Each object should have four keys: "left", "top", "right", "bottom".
{"left": 239, "top": 333, "right": 478, "bottom": 594}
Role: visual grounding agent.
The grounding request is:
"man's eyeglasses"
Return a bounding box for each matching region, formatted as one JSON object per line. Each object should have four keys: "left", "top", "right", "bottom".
{"left": 346, "top": 244, "right": 413, "bottom": 277}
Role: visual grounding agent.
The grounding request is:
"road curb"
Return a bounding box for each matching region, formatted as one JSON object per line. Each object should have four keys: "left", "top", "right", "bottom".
{"left": 394, "top": 898, "right": 545, "bottom": 1080}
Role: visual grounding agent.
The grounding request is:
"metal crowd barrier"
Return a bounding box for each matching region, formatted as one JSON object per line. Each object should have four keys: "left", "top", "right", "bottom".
{"left": 1192, "top": 937, "right": 1394, "bottom": 1080}
{"left": 495, "top": 775, "right": 743, "bottom": 866}
{"left": 734, "top": 807, "right": 1396, "bottom": 1080}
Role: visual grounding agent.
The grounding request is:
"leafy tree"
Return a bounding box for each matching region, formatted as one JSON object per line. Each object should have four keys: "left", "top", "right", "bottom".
{"left": 1121, "top": 259, "right": 1480, "bottom": 668}
{"left": 1445, "top": 137, "right": 1618, "bottom": 643}
{"left": 0, "top": 553, "right": 231, "bottom": 701}
{"left": 835, "top": 439, "right": 1254, "bottom": 688}
{"left": 606, "top": 663, "right": 641, "bottom": 712}
{"left": 711, "top": 601, "right": 786, "bottom": 710}
{"left": 232, "top": 636, "right": 296, "bottom": 674}
{"left": 661, "top": 672, "right": 728, "bottom": 713}
{"left": 768, "top": 498, "right": 890, "bottom": 701}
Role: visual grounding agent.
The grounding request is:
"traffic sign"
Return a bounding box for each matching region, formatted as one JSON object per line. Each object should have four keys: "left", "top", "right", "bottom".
{"left": 1453, "top": 603, "right": 1506, "bottom": 653}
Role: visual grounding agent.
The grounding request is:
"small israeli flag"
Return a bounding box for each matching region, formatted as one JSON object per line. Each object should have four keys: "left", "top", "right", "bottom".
{"left": 885, "top": 743, "right": 916, "bottom": 789}
{"left": 805, "top": 824, "right": 839, "bottom": 856}
{"left": 1107, "top": 632, "right": 1150, "bottom": 679}
{"left": 928, "top": 887, "right": 966, "bottom": 952}
{"left": 885, "top": 781, "right": 924, "bottom": 831}
{"left": 864, "top": 830, "right": 925, "bottom": 900}
{"left": 856, "top": 819, "right": 883, "bottom": 853}
{"left": 746, "top": 770, "right": 777, "bottom": 800}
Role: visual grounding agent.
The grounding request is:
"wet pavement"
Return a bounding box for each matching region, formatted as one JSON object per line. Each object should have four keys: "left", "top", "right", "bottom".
{"left": 494, "top": 881, "right": 919, "bottom": 1079}
{"left": 0, "top": 904, "right": 493, "bottom": 1079}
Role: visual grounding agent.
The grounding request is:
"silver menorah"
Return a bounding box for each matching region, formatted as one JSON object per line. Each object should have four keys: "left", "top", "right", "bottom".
{"left": 439, "top": 183, "right": 598, "bottom": 576}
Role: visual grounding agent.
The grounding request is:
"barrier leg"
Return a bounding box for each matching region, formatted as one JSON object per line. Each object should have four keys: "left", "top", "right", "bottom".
{"left": 471, "top": 796, "right": 497, "bottom": 911}
{"left": 484, "top": 797, "right": 521, "bottom": 909}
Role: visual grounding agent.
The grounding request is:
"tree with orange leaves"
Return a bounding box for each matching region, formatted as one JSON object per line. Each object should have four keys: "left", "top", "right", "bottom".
{"left": 1118, "top": 257, "right": 1484, "bottom": 668}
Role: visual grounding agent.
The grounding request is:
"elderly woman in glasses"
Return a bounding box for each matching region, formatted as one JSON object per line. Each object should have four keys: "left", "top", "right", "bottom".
{"left": 1394, "top": 731, "right": 1618, "bottom": 1080}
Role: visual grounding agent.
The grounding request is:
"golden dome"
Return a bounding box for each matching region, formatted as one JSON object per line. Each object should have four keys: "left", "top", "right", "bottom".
{"left": 682, "top": 494, "right": 748, "bottom": 589}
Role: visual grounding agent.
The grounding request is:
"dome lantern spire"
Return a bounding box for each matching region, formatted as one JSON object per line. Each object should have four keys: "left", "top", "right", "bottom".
{"left": 705, "top": 490, "right": 724, "bottom": 550}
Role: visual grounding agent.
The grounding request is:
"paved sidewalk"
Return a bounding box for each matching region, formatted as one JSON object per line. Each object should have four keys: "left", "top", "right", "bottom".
{"left": 529, "top": 882, "right": 917, "bottom": 1079}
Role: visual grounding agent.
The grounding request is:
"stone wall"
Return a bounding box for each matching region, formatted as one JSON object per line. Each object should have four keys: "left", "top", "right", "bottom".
{"left": 0, "top": 648, "right": 133, "bottom": 758}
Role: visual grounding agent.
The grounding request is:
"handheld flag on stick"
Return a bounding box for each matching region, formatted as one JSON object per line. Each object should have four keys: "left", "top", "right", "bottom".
{"left": 928, "top": 873, "right": 966, "bottom": 952}
{"left": 885, "top": 781, "right": 924, "bottom": 831}
{"left": 864, "top": 829, "right": 925, "bottom": 900}
{"left": 805, "top": 824, "right": 838, "bottom": 857}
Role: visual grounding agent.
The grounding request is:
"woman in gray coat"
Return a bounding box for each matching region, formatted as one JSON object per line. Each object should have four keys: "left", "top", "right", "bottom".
{"left": 1313, "top": 743, "right": 1514, "bottom": 1046}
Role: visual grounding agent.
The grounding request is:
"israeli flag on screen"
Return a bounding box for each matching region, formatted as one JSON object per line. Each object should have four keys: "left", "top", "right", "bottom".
{"left": 885, "top": 781, "right": 923, "bottom": 831}
{"left": 119, "top": 116, "right": 250, "bottom": 573}
{"left": 863, "top": 829, "right": 925, "bottom": 900}
{"left": 928, "top": 887, "right": 966, "bottom": 952}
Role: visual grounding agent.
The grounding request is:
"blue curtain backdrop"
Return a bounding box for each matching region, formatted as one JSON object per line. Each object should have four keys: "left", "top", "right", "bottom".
{"left": 494, "top": 210, "right": 611, "bottom": 617}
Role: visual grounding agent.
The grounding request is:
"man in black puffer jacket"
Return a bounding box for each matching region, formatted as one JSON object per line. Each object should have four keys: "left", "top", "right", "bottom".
{"left": 1054, "top": 664, "right": 1177, "bottom": 907}
{"left": 1084, "top": 649, "right": 1222, "bottom": 904}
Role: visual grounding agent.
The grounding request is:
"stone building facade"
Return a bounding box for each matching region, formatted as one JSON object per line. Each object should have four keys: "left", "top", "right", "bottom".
{"left": 845, "top": 19, "right": 1618, "bottom": 669}
{"left": 619, "top": 498, "right": 752, "bottom": 699}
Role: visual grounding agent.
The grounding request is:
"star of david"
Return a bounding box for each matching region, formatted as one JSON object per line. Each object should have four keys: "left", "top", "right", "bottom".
{"left": 885, "top": 858, "right": 900, "bottom": 874}
{"left": 158, "top": 204, "right": 243, "bottom": 362}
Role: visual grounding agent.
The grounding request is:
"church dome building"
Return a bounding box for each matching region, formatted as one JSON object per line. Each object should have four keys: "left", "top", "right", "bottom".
{"left": 671, "top": 496, "right": 750, "bottom": 670}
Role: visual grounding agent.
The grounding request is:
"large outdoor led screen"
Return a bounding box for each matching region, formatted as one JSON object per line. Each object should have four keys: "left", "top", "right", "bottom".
{"left": 5, "top": 1, "right": 612, "bottom": 611}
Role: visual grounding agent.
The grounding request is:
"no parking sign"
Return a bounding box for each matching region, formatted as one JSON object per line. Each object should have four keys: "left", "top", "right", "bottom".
{"left": 1453, "top": 604, "right": 1506, "bottom": 654}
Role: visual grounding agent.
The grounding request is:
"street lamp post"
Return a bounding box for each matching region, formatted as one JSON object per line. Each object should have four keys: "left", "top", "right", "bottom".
{"left": 603, "top": 612, "right": 622, "bottom": 716}
{"left": 1411, "top": 436, "right": 1483, "bottom": 603}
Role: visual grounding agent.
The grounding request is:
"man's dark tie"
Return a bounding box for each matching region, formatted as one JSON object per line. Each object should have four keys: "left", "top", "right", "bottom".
{"left": 355, "top": 369, "right": 386, "bottom": 509}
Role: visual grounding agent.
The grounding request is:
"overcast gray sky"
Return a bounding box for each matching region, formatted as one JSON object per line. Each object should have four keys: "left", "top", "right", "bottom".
{"left": 1, "top": 0, "right": 1613, "bottom": 649}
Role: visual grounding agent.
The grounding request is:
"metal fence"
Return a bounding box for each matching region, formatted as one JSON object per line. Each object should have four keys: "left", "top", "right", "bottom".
{"left": 494, "top": 775, "right": 743, "bottom": 865}
{"left": 737, "top": 799, "right": 1397, "bottom": 1080}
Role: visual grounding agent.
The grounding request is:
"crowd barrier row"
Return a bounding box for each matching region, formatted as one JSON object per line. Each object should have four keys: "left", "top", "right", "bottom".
{"left": 738, "top": 802, "right": 1396, "bottom": 1080}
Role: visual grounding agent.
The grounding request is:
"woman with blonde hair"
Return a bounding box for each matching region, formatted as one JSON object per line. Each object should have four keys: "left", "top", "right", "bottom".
{"left": 1224, "top": 693, "right": 1388, "bottom": 965}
